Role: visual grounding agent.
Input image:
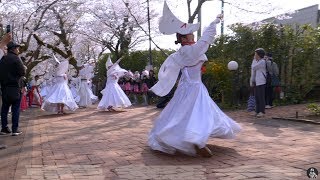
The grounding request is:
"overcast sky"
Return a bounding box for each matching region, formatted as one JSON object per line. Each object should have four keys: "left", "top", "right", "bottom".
{"left": 143, "top": 0, "right": 320, "bottom": 51}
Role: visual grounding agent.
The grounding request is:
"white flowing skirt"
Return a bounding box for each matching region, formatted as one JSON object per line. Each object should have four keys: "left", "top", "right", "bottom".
{"left": 40, "top": 85, "right": 50, "bottom": 98}
{"left": 148, "top": 82, "right": 241, "bottom": 156}
{"left": 97, "top": 82, "right": 131, "bottom": 110}
{"left": 78, "top": 81, "right": 98, "bottom": 107}
{"left": 70, "top": 86, "right": 80, "bottom": 103}
{"left": 41, "top": 79, "right": 79, "bottom": 112}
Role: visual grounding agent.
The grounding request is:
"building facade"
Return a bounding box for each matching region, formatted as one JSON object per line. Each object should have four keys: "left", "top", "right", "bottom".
{"left": 262, "top": 4, "right": 319, "bottom": 28}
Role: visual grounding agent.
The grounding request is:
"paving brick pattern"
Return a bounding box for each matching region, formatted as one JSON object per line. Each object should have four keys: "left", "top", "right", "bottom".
{"left": 0, "top": 104, "right": 319, "bottom": 180}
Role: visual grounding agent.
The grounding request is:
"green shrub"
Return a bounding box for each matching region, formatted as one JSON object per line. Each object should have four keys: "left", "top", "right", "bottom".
{"left": 307, "top": 103, "right": 320, "bottom": 116}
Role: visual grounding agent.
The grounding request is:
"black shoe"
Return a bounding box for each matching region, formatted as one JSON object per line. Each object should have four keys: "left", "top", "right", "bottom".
{"left": 0, "top": 127, "right": 11, "bottom": 135}
{"left": 0, "top": 144, "right": 7, "bottom": 150}
{"left": 12, "top": 130, "right": 22, "bottom": 136}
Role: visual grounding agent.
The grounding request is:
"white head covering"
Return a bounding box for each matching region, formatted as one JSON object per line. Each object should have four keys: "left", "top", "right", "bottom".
{"left": 52, "top": 54, "right": 60, "bottom": 64}
{"left": 106, "top": 57, "right": 127, "bottom": 77}
{"left": 77, "top": 60, "right": 83, "bottom": 67}
{"left": 106, "top": 55, "right": 113, "bottom": 69}
{"left": 142, "top": 70, "right": 149, "bottom": 77}
{"left": 126, "top": 70, "right": 133, "bottom": 78}
{"left": 84, "top": 64, "right": 95, "bottom": 79}
{"left": 159, "top": 1, "right": 200, "bottom": 35}
{"left": 56, "top": 60, "right": 69, "bottom": 76}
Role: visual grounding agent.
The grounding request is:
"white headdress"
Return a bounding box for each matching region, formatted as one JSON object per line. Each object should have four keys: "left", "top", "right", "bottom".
{"left": 125, "top": 70, "right": 134, "bottom": 78}
{"left": 56, "top": 60, "right": 69, "bottom": 76}
{"left": 77, "top": 60, "right": 83, "bottom": 67}
{"left": 106, "top": 55, "right": 113, "bottom": 69}
{"left": 106, "top": 57, "right": 127, "bottom": 77}
{"left": 142, "top": 70, "right": 149, "bottom": 77}
{"left": 52, "top": 54, "right": 60, "bottom": 64}
{"left": 159, "top": 1, "right": 200, "bottom": 35}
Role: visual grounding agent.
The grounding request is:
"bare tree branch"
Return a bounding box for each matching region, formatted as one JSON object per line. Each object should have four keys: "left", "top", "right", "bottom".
{"left": 121, "top": 0, "right": 168, "bottom": 57}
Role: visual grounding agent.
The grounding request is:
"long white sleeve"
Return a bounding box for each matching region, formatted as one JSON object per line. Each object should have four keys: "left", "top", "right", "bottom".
{"left": 176, "top": 19, "right": 219, "bottom": 67}
{"left": 151, "top": 19, "right": 220, "bottom": 96}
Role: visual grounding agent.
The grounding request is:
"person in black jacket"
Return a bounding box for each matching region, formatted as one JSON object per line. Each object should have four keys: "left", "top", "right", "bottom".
{"left": 0, "top": 41, "right": 26, "bottom": 136}
{"left": 0, "top": 33, "right": 12, "bottom": 149}
{"left": 145, "top": 70, "right": 157, "bottom": 105}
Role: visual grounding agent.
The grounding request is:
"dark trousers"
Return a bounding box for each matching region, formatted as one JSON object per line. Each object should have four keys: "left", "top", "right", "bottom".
{"left": 156, "top": 89, "right": 175, "bottom": 108}
{"left": 255, "top": 84, "right": 266, "bottom": 114}
{"left": 265, "top": 85, "right": 273, "bottom": 106}
{"left": 1, "top": 96, "right": 21, "bottom": 132}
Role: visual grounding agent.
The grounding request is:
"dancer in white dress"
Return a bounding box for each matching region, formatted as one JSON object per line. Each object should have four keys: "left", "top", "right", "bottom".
{"left": 68, "top": 76, "right": 80, "bottom": 104}
{"left": 76, "top": 62, "right": 98, "bottom": 107}
{"left": 41, "top": 55, "right": 78, "bottom": 114}
{"left": 87, "top": 79, "right": 98, "bottom": 104}
{"left": 148, "top": 2, "right": 241, "bottom": 157}
{"left": 97, "top": 56, "right": 131, "bottom": 111}
{"left": 39, "top": 79, "right": 49, "bottom": 98}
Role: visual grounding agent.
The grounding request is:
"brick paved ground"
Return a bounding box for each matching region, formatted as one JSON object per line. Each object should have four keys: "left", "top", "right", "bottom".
{"left": 0, "top": 104, "right": 319, "bottom": 180}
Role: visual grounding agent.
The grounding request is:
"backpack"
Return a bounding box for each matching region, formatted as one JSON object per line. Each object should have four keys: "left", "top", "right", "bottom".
{"left": 265, "top": 59, "right": 281, "bottom": 87}
{"left": 265, "top": 60, "right": 272, "bottom": 86}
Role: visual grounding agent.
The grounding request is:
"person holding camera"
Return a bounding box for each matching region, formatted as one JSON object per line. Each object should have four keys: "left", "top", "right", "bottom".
{"left": 0, "top": 40, "right": 26, "bottom": 136}
{"left": 0, "top": 33, "right": 12, "bottom": 149}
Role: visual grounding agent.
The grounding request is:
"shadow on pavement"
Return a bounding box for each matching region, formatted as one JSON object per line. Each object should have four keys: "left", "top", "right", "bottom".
{"left": 252, "top": 118, "right": 320, "bottom": 137}
{"left": 35, "top": 113, "right": 75, "bottom": 119}
{"left": 141, "top": 144, "right": 243, "bottom": 166}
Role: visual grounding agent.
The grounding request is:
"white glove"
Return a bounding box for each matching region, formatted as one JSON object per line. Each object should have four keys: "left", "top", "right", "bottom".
{"left": 216, "top": 14, "right": 223, "bottom": 19}
{"left": 213, "top": 14, "right": 223, "bottom": 24}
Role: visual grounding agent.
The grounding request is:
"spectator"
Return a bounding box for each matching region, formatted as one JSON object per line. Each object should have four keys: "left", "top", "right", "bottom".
{"left": 0, "top": 33, "right": 12, "bottom": 148}
{"left": 140, "top": 70, "right": 149, "bottom": 106}
{"left": 0, "top": 41, "right": 26, "bottom": 136}
{"left": 265, "top": 52, "right": 279, "bottom": 108}
{"left": 250, "top": 48, "right": 266, "bottom": 117}
{"left": 20, "top": 77, "right": 28, "bottom": 111}
{"left": 146, "top": 70, "right": 157, "bottom": 104}
{"left": 28, "top": 75, "right": 42, "bottom": 107}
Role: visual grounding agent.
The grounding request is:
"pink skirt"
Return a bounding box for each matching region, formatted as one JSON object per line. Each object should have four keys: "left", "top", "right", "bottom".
{"left": 133, "top": 84, "right": 140, "bottom": 93}
{"left": 124, "top": 82, "right": 132, "bottom": 91}
{"left": 141, "top": 83, "right": 149, "bottom": 92}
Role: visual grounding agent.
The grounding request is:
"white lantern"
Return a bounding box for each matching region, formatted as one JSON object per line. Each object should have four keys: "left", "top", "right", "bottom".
{"left": 227, "top": 61, "right": 238, "bottom": 71}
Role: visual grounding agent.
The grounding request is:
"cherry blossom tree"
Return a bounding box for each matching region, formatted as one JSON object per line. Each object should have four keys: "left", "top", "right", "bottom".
{"left": 0, "top": 0, "right": 91, "bottom": 76}
{"left": 80, "top": 0, "right": 157, "bottom": 60}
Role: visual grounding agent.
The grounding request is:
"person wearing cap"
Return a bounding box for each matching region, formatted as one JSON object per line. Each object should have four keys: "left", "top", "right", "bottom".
{"left": 0, "top": 33, "right": 12, "bottom": 149}
{"left": 0, "top": 40, "right": 26, "bottom": 136}
{"left": 250, "top": 48, "right": 267, "bottom": 117}
{"left": 148, "top": 2, "right": 241, "bottom": 158}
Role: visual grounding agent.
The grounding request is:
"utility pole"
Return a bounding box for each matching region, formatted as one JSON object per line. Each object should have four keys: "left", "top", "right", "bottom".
{"left": 221, "top": 0, "right": 224, "bottom": 35}
{"left": 197, "top": 0, "right": 202, "bottom": 40}
{"left": 147, "top": 0, "right": 153, "bottom": 70}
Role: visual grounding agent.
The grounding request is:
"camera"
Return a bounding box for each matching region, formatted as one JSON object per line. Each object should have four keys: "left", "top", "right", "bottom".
{"left": 6, "top": 25, "right": 11, "bottom": 33}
